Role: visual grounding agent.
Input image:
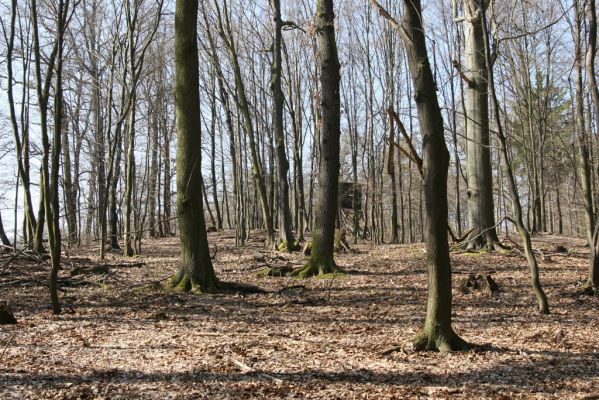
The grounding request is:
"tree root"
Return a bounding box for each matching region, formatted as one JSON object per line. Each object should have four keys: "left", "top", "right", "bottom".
{"left": 413, "top": 327, "right": 470, "bottom": 352}
{"left": 292, "top": 257, "right": 344, "bottom": 278}
{"left": 162, "top": 272, "right": 265, "bottom": 294}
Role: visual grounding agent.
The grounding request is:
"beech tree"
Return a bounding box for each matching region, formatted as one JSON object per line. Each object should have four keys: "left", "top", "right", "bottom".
{"left": 294, "top": 0, "right": 342, "bottom": 277}
{"left": 457, "top": 0, "right": 499, "bottom": 249}
{"left": 165, "top": 0, "right": 220, "bottom": 293}
{"left": 371, "top": 0, "right": 469, "bottom": 351}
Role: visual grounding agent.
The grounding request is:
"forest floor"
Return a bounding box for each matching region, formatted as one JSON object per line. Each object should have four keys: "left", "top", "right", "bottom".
{"left": 1, "top": 231, "right": 598, "bottom": 399}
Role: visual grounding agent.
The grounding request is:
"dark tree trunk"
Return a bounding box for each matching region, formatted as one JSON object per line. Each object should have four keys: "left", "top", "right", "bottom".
{"left": 165, "top": 0, "right": 220, "bottom": 293}
{"left": 294, "top": 0, "right": 342, "bottom": 277}
{"left": 371, "top": 0, "right": 469, "bottom": 351}
{"left": 271, "top": 0, "right": 296, "bottom": 250}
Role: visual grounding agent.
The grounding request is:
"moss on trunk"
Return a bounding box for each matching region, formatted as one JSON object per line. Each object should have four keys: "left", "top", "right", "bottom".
{"left": 293, "top": 253, "right": 343, "bottom": 278}
{"left": 413, "top": 325, "right": 470, "bottom": 353}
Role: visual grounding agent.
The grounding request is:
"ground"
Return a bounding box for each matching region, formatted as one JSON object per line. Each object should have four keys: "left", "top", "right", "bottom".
{"left": 1, "top": 231, "right": 598, "bottom": 399}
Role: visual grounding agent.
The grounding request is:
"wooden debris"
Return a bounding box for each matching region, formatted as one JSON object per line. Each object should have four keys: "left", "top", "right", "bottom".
{"left": 460, "top": 274, "right": 500, "bottom": 295}
{"left": 0, "top": 302, "right": 17, "bottom": 324}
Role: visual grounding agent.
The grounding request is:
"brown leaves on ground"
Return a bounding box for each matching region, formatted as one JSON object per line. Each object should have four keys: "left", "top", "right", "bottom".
{"left": 0, "top": 232, "right": 598, "bottom": 399}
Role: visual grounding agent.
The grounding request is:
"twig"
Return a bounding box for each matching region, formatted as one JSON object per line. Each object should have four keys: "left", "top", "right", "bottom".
{"left": 452, "top": 59, "right": 476, "bottom": 88}
{"left": 381, "top": 345, "right": 404, "bottom": 356}
{"left": 1, "top": 332, "right": 16, "bottom": 360}
{"left": 231, "top": 357, "right": 283, "bottom": 383}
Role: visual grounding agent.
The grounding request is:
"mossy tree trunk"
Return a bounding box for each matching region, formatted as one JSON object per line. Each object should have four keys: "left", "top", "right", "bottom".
{"left": 167, "top": 0, "right": 220, "bottom": 293}
{"left": 371, "top": 0, "right": 469, "bottom": 351}
{"left": 294, "top": 0, "right": 342, "bottom": 278}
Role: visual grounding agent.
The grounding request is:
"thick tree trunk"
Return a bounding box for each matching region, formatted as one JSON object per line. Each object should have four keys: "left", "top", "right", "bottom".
{"left": 463, "top": 0, "right": 499, "bottom": 249}
{"left": 294, "top": 0, "right": 342, "bottom": 277}
{"left": 166, "top": 0, "right": 220, "bottom": 293}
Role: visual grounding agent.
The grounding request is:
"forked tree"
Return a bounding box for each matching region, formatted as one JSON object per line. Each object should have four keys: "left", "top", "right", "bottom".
{"left": 371, "top": 0, "right": 469, "bottom": 351}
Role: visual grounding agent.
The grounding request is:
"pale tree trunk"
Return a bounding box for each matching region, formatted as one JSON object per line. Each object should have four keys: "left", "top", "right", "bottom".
{"left": 462, "top": 0, "right": 499, "bottom": 249}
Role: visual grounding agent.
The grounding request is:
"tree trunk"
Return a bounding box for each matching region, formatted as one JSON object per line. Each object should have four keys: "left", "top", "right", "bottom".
{"left": 271, "top": 0, "right": 296, "bottom": 250}
{"left": 166, "top": 0, "right": 220, "bottom": 293}
{"left": 463, "top": 0, "right": 499, "bottom": 249}
{"left": 0, "top": 211, "right": 11, "bottom": 248}
{"left": 480, "top": 0, "right": 549, "bottom": 314}
{"left": 213, "top": 0, "right": 274, "bottom": 245}
{"left": 586, "top": 0, "right": 599, "bottom": 290}
{"left": 372, "top": 0, "right": 469, "bottom": 351}
{"left": 294, "top": 0, "right": 342, "bottom": 277}
{"left": 574, "top": 0, "right": 595, "bottom": 245}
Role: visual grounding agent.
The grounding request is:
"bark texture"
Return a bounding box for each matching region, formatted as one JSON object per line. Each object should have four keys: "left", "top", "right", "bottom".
{"left": 294, "top": 0, "right": 342, "bottom": 277}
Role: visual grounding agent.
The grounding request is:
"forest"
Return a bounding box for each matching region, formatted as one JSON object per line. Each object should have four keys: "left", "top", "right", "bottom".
{"left": 0, "top": 0, "right": 598, "bottom": 398}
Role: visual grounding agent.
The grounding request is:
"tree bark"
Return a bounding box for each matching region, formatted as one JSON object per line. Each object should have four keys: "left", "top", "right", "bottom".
{"left": 271, "top": 0, "right": 296, "bottom": 250}
{"left": 294, "top": 0, "right": 342, "bottom": 277}
{"left": 462, "top": 0, "right": 499, "bottom": 249}
{"left": 166, "top": 0, "right": 220, "bottom": 293}
{"left": 586, "top": 0, "right": 599, "bottom": 290}
{"left": 371, "top": 0, "right": 469, "bottom": 351}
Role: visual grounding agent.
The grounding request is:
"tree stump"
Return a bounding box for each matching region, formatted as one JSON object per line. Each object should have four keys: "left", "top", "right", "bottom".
{"left": 460, "top": 274, "right": 500, "bottom": 295}
{"left": 0, "top": 302, "right": 17, "bottom": 325}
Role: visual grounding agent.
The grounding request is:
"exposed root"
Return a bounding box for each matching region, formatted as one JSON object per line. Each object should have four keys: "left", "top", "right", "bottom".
{"left": 162, "top": 272, "right": 265, "bottom": 294}
{"left": 292, "top": 256, "right": 344, "bottom": 278}
{"left": 413, "top": 327, "right": 471, "bottom": 352}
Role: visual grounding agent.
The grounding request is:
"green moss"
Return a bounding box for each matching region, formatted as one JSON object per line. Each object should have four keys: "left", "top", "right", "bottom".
{"left": 277, "top": 240, "right": 301, "bottom": 253}
{"left": 315, "top": 272, "right": 346, "bottom": 279}
{"left": 292, "top": 254, "right": 343, "bottom": 278}
{"left": 413, "top": 326, "right": 470, "bottom": 352}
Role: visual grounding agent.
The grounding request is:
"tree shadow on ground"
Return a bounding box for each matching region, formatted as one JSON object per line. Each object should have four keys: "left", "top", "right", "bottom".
{"left": 2, "top": 348, "right": 598, "bottom": 389}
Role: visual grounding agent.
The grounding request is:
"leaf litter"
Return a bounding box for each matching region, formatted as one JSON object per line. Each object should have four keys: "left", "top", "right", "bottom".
{"left": 0, "top": 232, "right": 598, "bottom": 399}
